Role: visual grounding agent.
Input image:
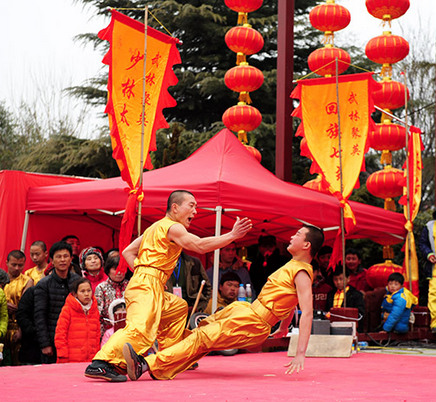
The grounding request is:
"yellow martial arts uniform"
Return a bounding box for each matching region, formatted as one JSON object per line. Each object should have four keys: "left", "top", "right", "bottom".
{"left": 4, "top": 273, "right": 31, "bottom": 365}
{"left": 25, "top": 266, "right": 45, "bottom": 285}
{"left": 93, "top": 217, "right": 188, "bottom": 369}
{"left": 146, "top": 259, "right": 313, "bottom": 380}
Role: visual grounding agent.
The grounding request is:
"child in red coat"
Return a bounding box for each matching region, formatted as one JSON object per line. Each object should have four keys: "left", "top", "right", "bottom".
{"left": 55, "top": 278, "right": 101, "bottom": 363}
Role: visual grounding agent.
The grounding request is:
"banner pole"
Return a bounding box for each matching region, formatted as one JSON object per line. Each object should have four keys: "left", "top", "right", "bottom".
{"left": 403, "top": 71, "right": 412, "bottom": 291}
{"left": 335, "top": 58, "right": 346, "bottom": 307}
{"left": 137, "top": 6, "right": 149, "bottom": 237}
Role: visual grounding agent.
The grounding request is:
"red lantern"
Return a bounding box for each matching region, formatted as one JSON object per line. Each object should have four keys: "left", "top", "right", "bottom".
{"left": 365, "top": 32, "right": 409, "bottom": 65}
{"left": 225, "top": 0, "right": 263, "bottom": 13}
{"left": 309, "top": 2, "right": 351, "bottom": 32}
{"left": 372, "top": 80, "right": 409, "bottom": 110}
{"left": 222, "top": 103, "right": 262, "bottom": 142}
{"left": 365, "top": 0, "right": 410, "bottom": 22}
{"left": 225, "top": 26, "right": 264, "bottom": 55}
{"left": 224, "top": 64, "right": 264, "bottom": 103}
{"left": 366, "top": 260, "right": 402, "bottom": 289}
{"left": 245, "top": 145, "right": 262, "bottom": 162}
{"left": 368, "top": 123, "right": 406, "bottom": 151}
{"left": 308, "top": 46, "right": 350, "bottom": 76}
{"left": 303, "top": 175, "right": 330, "bottom": 194}
{"left": 366, "top": 167, "right": 404, "bottom": 199}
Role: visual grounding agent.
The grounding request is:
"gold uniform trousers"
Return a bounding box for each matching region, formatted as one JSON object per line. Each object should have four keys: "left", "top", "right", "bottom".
{"left": 429, "top": 267, "right": 436, "bottom": 329}
{"left": 146, "top": 299, "right": 277, "bottom": 380}
{"left": 94, "top": 267, "right": 188, "bottom": 369}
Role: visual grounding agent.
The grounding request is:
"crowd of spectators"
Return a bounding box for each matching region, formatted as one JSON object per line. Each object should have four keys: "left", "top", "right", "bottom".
{"left": 0, "top": 233, "right": 421, "bottom": 366}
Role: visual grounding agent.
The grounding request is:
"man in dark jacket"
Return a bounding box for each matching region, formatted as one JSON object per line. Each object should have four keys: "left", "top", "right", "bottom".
{"left": 418, "top": 210, "right": 436, "bottom": 332}
{"left": 165, "top": 252, "right": 211, "bottom": 313}
{"left": 34, "top": 242, "right": 80, "bottom": 363}
{"left": 16, "top": 286, "right": 41, "bottom": 364}
{"left": 249, "top": 235, "right": 288, "bottom": 296}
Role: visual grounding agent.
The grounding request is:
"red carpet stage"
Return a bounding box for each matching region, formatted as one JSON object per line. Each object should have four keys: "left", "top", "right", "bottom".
{"left": 2, "top": 351, "right": 435, "bottom": 401}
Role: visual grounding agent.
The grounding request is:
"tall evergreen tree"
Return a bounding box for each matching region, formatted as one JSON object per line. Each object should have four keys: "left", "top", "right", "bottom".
{"left": 70, "top": 0, "right": 320, "bottom": 176}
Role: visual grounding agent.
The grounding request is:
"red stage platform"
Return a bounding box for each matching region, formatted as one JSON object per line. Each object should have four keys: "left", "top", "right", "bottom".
{"left": 2, "top": 351, "right": 435, "bottom": 401}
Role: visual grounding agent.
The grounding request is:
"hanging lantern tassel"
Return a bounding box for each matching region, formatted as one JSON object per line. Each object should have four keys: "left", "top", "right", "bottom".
{"left": 383, "top": 245, "right": 395, "bottom": 260}
{"left": 238, "top": 130, "right": 248, "bottom": 143}
{"left": 381, "top": 63, "right": 393, "bottom": 78}
{"left": 384, "top": 197, "right": 396, "bottom": 211}
{"left": 381, "top": 150, "right": 392, "bottom": 165}
{"left": 322, "top": 31, "right": 334, "bottom": 45}
{"left": 239, "top": 91, "right": 252, "bottom": 104}
{"left": 238, "top": 12, "right": 248, "bottom": 25}
{"left": 236, "top": 52, "right": 246, "bottom": 65}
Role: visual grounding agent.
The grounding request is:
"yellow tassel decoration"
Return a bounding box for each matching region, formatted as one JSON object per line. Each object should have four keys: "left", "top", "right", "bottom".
{"left": 238, "top": 130, "right": 248, "bottom": 144}
{"left": 380, "top": 150, "right": 392, "bottom": 165}
{"left": 237, "top": 12, "right": 248, "bottom": 25}
{"left": 236, "top": 52, "right": 246, "bottom": 66}
{"left": 239, "top": 92, "right": 252, "bottom": 104}
{"left": 383, "top": 245, "right": 394, "bottom": 260}
{"left": 384, "top": 198, "right": 396, "bottom": 211}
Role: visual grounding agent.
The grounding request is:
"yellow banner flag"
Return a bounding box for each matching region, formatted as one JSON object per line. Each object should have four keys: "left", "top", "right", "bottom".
{"left": 292, "top": 73, "right": 378, "bottom": 199}
{"left": 400, "top": 126, "right": 424, "bottom": 297}
{"left": 99, "top": 10, "right": 181, "bottom": 188}
{"left": 292, "top": 73, "right": 379, "bottom": 266}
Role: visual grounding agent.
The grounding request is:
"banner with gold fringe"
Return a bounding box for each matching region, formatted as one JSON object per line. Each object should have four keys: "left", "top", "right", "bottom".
{"left": 399, "top": 126, "right": 424, "bottom": 297}
{"left": 98, "top": 10, "right": 181, "bottom": 272}
{"left": 291, "top": 73, "right": 380, "bottom": 266}
{"left": 98, "top": 9, "right": 181, "bottom": 188}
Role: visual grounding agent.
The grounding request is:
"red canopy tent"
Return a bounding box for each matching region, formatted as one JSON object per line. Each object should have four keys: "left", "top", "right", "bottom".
{"left": 0, "top": 170, "right": 94, "bottom": 270}
{"left": 24, "top": 129, "right": 406, "bottom": 253}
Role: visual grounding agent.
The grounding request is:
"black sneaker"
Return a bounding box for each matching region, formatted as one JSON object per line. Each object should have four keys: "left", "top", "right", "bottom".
{"left": 123, "top": 343, "right": 147, "bottom": 381}
{"left": 84, "top": 360, "right": 127, "bottom": 382}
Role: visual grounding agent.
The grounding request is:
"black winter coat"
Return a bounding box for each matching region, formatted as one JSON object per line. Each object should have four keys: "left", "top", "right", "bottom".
{"left": 16, "top": 286, "right": 41, "bottom": 364}
{"left": 34, "top": 271, "right": 80, "bottom": 349}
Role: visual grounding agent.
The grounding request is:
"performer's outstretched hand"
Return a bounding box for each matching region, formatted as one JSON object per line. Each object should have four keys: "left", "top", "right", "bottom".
{"left": 231, "top": 217, "right": 252, "bottom": 239}
{"left": 284, "top": 355, "right": 305, "bottom": 375}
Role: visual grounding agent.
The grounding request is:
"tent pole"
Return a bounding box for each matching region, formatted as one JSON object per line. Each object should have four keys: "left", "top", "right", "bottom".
{"left": 403, "top": 71, "right": 412, "bottom": 291}
{"left": 335, "top": 57, "right": 347, "bottom": 307}
{"left": 211, "top": 206, "right": 223, "bottom": 314}
{"left": 20, "top": 210, "right": 31, "bottom": 252}
{"left": 137, "top": 5, "right": 149, "bottom": 236}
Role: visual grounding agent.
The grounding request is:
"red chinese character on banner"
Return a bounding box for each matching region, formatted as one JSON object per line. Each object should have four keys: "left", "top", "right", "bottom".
{"left": 136, "top": 111, "right": 149, "bottom": 126}
{"left": 326, "top": 123, "right": 339, "bottom": 139}
{"left": 348, "top": 91, "right": 358, "bottom": 105}
{"left": 143, "top": 92, "right": 151, "bottom": 106}
{"left": 351, "top": 127, "right": 361, "bottom": 138}
{"left": 326, "top": 102, "right": 338, "bottom": 115}
{"left": 120, "top": 104, "right": 130, "bottom": 126}
{"left": 349, "top": 110, "right": 360, "bottom": 122}
{"left": 335, "top": 165, "right": 341, "bottom": 181}
{"left": 330, "top": 147, "right": 339, "bottom": 158}
{"left": 126, "top": 50, "right": 144, "bottom": 70}
{"left": 121, "top": 78, "right": 136, "bottom": 99}
{"left": 351, "top": 144, "right": 360, "bottom": 156}
{"left": 152, "top": 52, "right": 162, "bottom": 68}
{"left": 146, "top": 73, "right": 156, "bottom": 86}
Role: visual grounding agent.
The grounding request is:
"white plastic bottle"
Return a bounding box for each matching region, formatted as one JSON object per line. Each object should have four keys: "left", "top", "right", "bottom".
{"left": 238, "top": 283, "right": 246, "bottom": 301}
{"left": 245, "top": 284, "right": 253, "bottom": 303}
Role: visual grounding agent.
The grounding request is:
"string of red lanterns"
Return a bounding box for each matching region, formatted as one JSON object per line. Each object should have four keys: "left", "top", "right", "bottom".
{"left": 307, "top": 0, "right": 351, "bottom": 77}
{"left": 364, "top": 0, "right": 410, "bottom": 280}
{"left": 222, "top": 0, "right": 264, "bottom": 161}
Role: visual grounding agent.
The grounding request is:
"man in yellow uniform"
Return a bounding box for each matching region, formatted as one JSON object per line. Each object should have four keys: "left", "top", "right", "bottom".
{"left": 85, "top": 190, "right": 252, "bottom": 382}
{"left": 123, "top": 225, "right": 324, "bottom": 381}
{"left": 25, "top": 241, "right": 48, "bottom": 285}
{"left": 4, "top": 250, "right": 33, "bottom": 365}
